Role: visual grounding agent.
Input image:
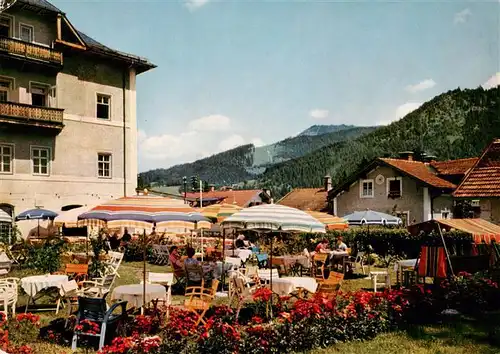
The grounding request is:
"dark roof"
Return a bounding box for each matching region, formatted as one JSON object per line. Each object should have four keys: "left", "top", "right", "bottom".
{"left": 453, "top": 139, "right": 500, "bottom": 198}
{"left": 329, "top": 157, "right": 456, "bottom": 198}
{"left": 15, "top": 0, "right": 155, "bottom": 73}
{"left": 18, "top": 0, "right": 62, "bottom": 13}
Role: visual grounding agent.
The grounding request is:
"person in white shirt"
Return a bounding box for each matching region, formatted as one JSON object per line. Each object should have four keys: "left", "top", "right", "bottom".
{"left": 335, "top": 236, "right": 348, "bottom": 252}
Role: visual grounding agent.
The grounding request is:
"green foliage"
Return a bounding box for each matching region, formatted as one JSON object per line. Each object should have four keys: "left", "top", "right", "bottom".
{"left": 88, "top": 229, "right": 107, "bottom": 278}
{"left": 139, "top": 126, "right": 376, "bottom": 187}
{"left": 259, "top": 87, "right": 500, "bottom": 198}
{"left": 24, "top": 238, "right": 67, "bottom": 273}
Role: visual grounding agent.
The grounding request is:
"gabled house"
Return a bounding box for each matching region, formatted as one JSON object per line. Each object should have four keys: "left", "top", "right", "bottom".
{"left": 453, "top": 139, "right": 500, "bottom": 224}
{"left": 328, "top": 153, "right": 459, "bottom": 226}
{"left": 277, "top": 176, "right": 331, "bottom": 212}
{"left": 185, "top": 188, "right": 272, "bottom": 208}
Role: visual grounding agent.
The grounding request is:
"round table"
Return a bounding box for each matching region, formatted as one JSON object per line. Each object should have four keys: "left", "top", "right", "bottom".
{"left": 267, "top": 277, "right": 317, "bottom": 296}
{"left": 21, "top": 274, "right": 68, "bottom": 297}
{"left": 111, "top": 284, "right": 167, "bottom": 309}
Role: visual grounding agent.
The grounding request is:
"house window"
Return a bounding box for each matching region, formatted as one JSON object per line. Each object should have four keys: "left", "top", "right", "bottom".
{"left": 98, "top": 153, "right": 111, "bottom": 178}
{"left": 20, "top": 24, "right": 34, "bottom": 43}
{"left": 96, "top": 94, "right": 110, "bottom": 119}
{"left": 31, "top": 85, "right": 47, "bottom": 107}
{"left": 0, "top": 17, "right": 11, "bottom": 37}
{"left": 0, "top": 144, "right": 12, "bottom": 173}
{"left": 31, "top": 147, "right": 50, "bottom": 175}
{"left": 387, "top": 177, "right": 402, "bottom": 198}
{"left": 360, "top": 179, "right": 374, "bottom": 198}
{"left": 0, "top": 80, "right": 10, "bottom": 102}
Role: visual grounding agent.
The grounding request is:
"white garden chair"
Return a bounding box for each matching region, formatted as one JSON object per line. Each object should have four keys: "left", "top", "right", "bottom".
{"left": 103, "top": 251, "right": 124, "bottom": 277}
{"left": 81, "top": 273, "right": 116, "bottom": 298}
{"left": 0, "top": 278, "right": 19, "bottom": 316}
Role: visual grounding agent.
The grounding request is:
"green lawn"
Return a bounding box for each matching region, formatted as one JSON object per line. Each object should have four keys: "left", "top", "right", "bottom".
{"left": 3, "top": 262, "right": 500, "bottom": 353}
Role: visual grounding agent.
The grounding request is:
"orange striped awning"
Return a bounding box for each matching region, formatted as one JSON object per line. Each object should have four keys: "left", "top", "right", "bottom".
{"left": 304, "top": 211, "right": 348, "bottom": 230}
{"left": 436, "top": 218, "right": 500, "bottom": 244}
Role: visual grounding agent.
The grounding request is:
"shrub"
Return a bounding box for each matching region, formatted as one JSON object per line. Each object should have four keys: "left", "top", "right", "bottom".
{"left": 23, "top": 238, "right": 66, "bottom": 273}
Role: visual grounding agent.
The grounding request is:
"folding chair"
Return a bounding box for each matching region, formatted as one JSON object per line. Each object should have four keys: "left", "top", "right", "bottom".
{"left": 103, "top": 251, "right": 124, "bottom": 277}
{"left": 317, "top": 271, "right": 344, "bottom": 298}
{"left": 313, "top": 253, "right": 329, "bottom": 283}
{"left": 184, "top": 280, "right": 219, "bottom": 326}
{"left": 344, "top": 251, "right": 367, "bottom": 275}
{"left": 255, "top": 253, "right": 269, "bottom": 268}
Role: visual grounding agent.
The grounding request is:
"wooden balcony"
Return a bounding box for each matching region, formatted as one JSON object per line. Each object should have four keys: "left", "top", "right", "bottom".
{"left": 0, "top": 101, "right": 64, "bottom": 132}
{"left": 0, "top": 36, "right": 63, "bottom": 66}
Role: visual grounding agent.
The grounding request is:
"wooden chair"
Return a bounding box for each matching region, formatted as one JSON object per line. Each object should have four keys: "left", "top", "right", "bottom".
{"left": 317, "top": 271, "right": 344, "bottom": 296}
{"left": 65, "top": 263, "right": 89, "bottom": 285}
{"left": 56, "top": 280, "right": 82, "bottom": 316}
{"left": 271, "top": 257, "right": 287, "bottom": 276}
{"left": 313, "top": 253, "right": 329, "bottom": 282}
{"left": 184, "top": 280, "right": 219, "bottom": 326}
{"left": 184, "top": 262, "right": 205, "bottom": 288}
{"left": 229, "top": 275, "right": 259, "bottom": 316}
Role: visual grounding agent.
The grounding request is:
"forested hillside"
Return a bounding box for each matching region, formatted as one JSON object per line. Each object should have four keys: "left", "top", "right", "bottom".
{"left": 259, "top": 87, "right": 500, "bottom": 197}
{"left": 139, "top": 125, "right": 375, "bottom": 186}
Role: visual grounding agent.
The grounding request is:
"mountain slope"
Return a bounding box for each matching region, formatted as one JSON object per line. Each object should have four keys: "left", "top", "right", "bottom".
{"left": 258, "top": 87, "right": 500, "bottom": 197}
{"left": 139, "top": 125, "right": 376, "bottom": 187}
{"left": 299, "top": 124, "right": 356, "bottom": 136}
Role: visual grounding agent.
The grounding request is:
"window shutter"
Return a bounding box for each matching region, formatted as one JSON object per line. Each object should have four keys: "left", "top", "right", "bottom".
{"left": 48, "top": 86, "right": 57, "bottom": 108}
{"left": 18, "top": 87, "right": 31, "bottom": 104}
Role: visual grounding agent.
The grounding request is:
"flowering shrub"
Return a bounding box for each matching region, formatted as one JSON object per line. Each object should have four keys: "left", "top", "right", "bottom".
{"left": 8, "top": 313, "right": 40, "bottom": 345}
{"left": 74, "top": 319, "right": 101, "bottom": 335}
{"left": 98, "top": 334, "right": 162, "bottom": 354}
{"left": 126, "top": 315, "right": 161, "bottom": 336}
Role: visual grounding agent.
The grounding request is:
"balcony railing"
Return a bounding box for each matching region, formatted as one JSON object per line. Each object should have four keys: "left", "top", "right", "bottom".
{"left": 0, "top": 101, "right": 64, "bottom": 126}
{"left": 0, "top": 36, "right": 63, "bottom": 65}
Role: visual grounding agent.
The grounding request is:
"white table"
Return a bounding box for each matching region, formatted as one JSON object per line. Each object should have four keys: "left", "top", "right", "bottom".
{"left": 111, "top": 284, "right": 167, "bottom": 313}
{"left": 267, "top": 277, "right": 317, "bottom": 296}
{"left": 225, "top": 249, "right": 252, "bottom": 262}
{"left": 21, "top": 274, "right": 68, "bottom": 312}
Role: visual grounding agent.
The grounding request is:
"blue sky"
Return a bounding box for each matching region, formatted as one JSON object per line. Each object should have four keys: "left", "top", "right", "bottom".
{"left": 52, "top": 0, "right": 499, "bottom": 172}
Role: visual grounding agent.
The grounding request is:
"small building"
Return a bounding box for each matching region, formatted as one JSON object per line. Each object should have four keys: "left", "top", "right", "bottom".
{"left": 184, "top": 188, "right": 272, "bottom": 208}
{"left": 328, "top": 153, "right": 459, "bottom": 226}
{"left": 453, "top": 139, "right": 500, "bottom": 224}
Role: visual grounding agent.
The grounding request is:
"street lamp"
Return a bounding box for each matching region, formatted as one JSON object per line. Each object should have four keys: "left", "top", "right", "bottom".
{"left": 183, "top": 176, "right": 187, "bottom": 203}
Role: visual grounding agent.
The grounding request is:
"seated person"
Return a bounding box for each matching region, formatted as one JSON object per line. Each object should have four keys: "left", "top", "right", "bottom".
{"left": 235, "top": 235, "right": 253, "bottom": 249}
{"left": 315, "top": 239, "right": 331, "bottom": 253}
{"left": 184, "top": 247, "right": 203, "bottom": 285}
{"left": 335, "top": 236, "right": 348, "bottom": 252}
{"left": 169, "top": 246, "right": 184, "bottom": 271}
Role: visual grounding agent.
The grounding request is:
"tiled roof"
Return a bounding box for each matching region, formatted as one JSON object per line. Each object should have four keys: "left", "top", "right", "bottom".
{"left": 277, "top": 188, "right": 327, "bottom": 212}
{"left": 18, "top": 0, "right": 62, "bottom": 13}
{"left": 379, "top": 158, "right": 456, "bottom": 189}
{"left": 184, "top": 190, "right": 263, "bottom": 207}
{"left": 430, "top": 158, "right": 478, "bottom": 175}
{"left": 454, "top": 139, "right": 500, "bottom": 198}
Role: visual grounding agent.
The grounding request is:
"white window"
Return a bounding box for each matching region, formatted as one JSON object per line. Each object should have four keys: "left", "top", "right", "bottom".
{"left": 98, "top": 153, "right": 111, "bottom": 178}
{"left": 387, "top": 177, "right": 402, "bottom": 198}
{"left": 0, "top": 144, "right": 12, "bottom": 174}
{"left": 31, "top": 147, "right": 50, "bottom": 176}
{"left": 96, "top": 94, "right": 110, "bottom": 119}
{"left": 360, "top": 179, "right": 374, "bottom": 198}
{"left": 19, "top": 24, "right": 33, "bottom": 43}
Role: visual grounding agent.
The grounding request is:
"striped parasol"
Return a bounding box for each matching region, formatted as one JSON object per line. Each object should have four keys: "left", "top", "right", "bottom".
{"left": 221, "top": 204, "right": 326, "bottom": 233}
{"left": 200, "top": 203, "right": 242, "bottom": 223}
{"left": 77, "top": 196, "right": 210, "bottom": 230}
{"left": 0, "top": 210, "right": 12, "bottom": 223}
{"left": 54, "top": 205, "right": 98, "bottom": 228}
{"left": 304, "top": 211, "right": 348, "bottom": 230}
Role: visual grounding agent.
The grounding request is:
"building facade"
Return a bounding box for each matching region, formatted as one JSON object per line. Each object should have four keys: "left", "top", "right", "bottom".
{"left": 0, "top": 0, "right": 155, "bottom": 236}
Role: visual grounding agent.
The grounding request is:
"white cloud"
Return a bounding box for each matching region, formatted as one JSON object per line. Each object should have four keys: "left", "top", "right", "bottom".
{"left": 454, "top": 8, "right": 471, "bottom": 24}
{"left": 377, "top": 102, "right": 422, "bottom": 126}
{"left": 482, "top": 72, "right": 500, "bottom": 89}
{"left": 405, "top": 79, "right": 436, "bottom": 93}
{"left": 251, "top": 138, "right": 265, "bottom": 147}
{"left": 184, "top": 0, "right": 209, "bottom": 11}
{"left": 309, "top": 109, "right": 329, "bottom": 120}
{"left": 218, "top": 134, "right": 246, "bottom": 151}
{"left": 139, "top": 116, "right": 262, "bottom": 169}
{"left": 187, "top": 114, "right": 231, "bottom": 132}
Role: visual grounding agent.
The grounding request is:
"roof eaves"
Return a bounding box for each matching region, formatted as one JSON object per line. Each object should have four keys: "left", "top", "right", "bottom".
{"left": 328, "top": 159, "right": 379, "bottom": 198}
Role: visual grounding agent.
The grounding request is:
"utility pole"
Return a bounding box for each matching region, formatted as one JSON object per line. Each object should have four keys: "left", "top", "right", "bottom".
{"left": 183, "top": 176, "right": 187, "bottom": 204}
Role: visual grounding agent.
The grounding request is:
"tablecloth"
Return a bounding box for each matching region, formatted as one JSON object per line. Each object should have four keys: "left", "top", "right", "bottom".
{"left": 267, "top": 277, "right": 317, "bottom": 296}
{"left": 148, "top": 273, "right": 173, "bottom": 284}
{"left": 394, "top": 259, "right": 418, "bottom": 272}
{"left": 275, "top": 255, "right": 311, "bottom": 269}
{"left": 21, "top": 275, "right": 68, "bottom": 297}
{"left": 225, "top": 249, "right": 252, "bottom": 262}
{"left": 111, "top": 284, "right": 166, "bottom": 308}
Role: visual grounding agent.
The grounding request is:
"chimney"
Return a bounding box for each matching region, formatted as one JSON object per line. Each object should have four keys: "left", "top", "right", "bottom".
{"left": 324, "top": 175, "right": 332, "bottom": 191}
{"left": 398, "top": 151, "right": 414, "bottom": 161}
